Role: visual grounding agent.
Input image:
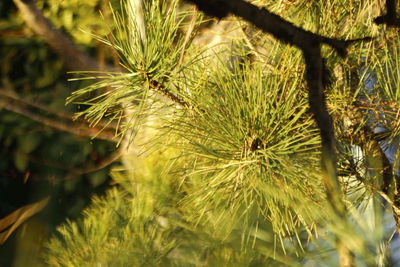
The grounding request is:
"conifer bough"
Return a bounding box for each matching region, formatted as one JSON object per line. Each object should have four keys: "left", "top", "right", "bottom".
{"left": 184, "top": 0, "right": 371, "bottom": 214}
{"left": 184, "top": 1, "right": 400, "bottom": 264}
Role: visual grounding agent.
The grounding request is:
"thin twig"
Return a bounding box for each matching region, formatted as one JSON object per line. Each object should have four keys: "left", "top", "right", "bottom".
{"left": 0, "top": 98, "right": 116, "bottom": 142}
{"left": 149, "top": 80, "right": 192, "bottom": 109}
{"left": 236, "top": 20, "right": 277, "bottom": 72}
{"left": 0, "top": 89, "right": 118, "bottom": 130}
{"left": 342, "top": 100, "right": 400, "bottom": 233}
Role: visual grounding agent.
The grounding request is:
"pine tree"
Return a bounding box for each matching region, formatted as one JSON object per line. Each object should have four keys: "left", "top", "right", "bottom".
{"left": 43, "top": 0, "right": 400, "bottom": 266}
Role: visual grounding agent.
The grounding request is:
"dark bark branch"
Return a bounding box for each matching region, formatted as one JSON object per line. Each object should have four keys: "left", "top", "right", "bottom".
{"left": 303, "top": 47, "right": 346, "bottom": 216}
{"left": 374, "top": 0, "right": 400, "bottom": 26}
{"left": 0, "top": 89, "right": 118, "bottom": 130}
{"left": 0, "top": 98, "right": 117, "bottom": 142}
{"left": 186, "top": 0, "right": 371, "bottom": 57}
{"left": 305, "top": 53, "right": 352, "bottom": 266}
{"left": 393, "top": 182, "right": 400, "bottom": 233}
{"left": 360, "top": 126, "right": 400, "bottom": 234}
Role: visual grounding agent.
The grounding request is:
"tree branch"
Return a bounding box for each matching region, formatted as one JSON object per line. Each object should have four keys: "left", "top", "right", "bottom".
{"left": 0, "top": 98, "right": 116, "bottom": 142}
{"left": 186, "top": 0, "right": 371, "bottom": 57}
{"left": 0, "top": 89, "right": 118, "bottom": 131}
{"left": 303, "top": 47, "right": 346, "bottom": 215}
{"left": 374, "top": 0, "right": 400, "bottom": 26}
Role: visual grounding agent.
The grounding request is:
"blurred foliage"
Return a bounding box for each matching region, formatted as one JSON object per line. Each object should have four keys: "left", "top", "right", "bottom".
{"left": 0, "top": 0, "right": 120, "bottom": 266}
{"left": 44, "top": 150, "right": 301, "bottom": 267}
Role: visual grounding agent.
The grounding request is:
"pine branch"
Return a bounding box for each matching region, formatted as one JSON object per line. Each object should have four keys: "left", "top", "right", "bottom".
{"left": 184, "top": 1, "right": 373, "bottom": 265}
{"left": 183, "top": 0, "right": 369, "bottom": 204}
{"left": 8, "top": 0, "right": 191, "bottom": 137}
{"left": 149, "top": 80, "right": 192, "bottom": 109}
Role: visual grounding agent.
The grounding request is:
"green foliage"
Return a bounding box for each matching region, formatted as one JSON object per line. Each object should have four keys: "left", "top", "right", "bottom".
{"left": 43, "top": 0, "right": 400, "bottom": 266}
{"left": 166, "top": 53, "right": 324, "bottom": 239}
